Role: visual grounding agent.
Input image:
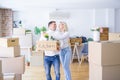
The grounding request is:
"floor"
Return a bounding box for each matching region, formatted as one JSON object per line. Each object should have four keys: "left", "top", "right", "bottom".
{"left": 22, "top": 61, "right": 89, "bottom": 80}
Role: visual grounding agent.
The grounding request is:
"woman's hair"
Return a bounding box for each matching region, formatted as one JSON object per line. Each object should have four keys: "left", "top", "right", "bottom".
{"left": 59, "top": 21, "right": 68, "bottom": 32}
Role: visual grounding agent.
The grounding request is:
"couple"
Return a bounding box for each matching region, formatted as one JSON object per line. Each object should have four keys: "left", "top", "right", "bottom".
{"left": 43, "top": 21, "right": 71, "bottom": 80}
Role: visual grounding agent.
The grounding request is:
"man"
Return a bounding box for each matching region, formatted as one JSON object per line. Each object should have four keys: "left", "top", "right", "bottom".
{"left": 44, "top": 21, "right": 60, "bottom": 80}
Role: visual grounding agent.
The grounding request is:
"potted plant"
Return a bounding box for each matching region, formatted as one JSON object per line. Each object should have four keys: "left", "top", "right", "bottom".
{"left": 34, "top": 26, "right": 48, "bottom": 40}
{"left": 44, "top": 33, "right": 49, "bottom": 40}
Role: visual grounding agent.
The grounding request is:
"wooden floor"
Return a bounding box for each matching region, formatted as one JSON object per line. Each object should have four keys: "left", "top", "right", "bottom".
{"left": 22, "top": 61, "right": 89, "bottom": 80}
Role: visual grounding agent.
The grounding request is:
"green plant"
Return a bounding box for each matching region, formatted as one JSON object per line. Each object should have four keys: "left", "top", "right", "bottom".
{"left": 40, "top": 26, "right": 47, "bottom": 32}
{"left": 34, "top": 26, "right": 47, "bottom": 35}
{"left": 91, "top": 27, "right": 100, "bottom": 32}
{"left": 87, "top": 38, "right": 93, "bottom": 42}
{"left": 26, "top": 30, "right": 31, "bottom": 32}
{"left": 25, "top": 29, "right": 31, "bottom": 34}
{"left": 44, "top": 34, "right": 49, "bottom": 39}
{"left": 25, "top": 30, "right": 31, "bottom": 33}
{"left": 32, "top": 45, "right": 36, "bottom": 51}
{"left": 34, "top": 26, "right": 41, "bottom": 35}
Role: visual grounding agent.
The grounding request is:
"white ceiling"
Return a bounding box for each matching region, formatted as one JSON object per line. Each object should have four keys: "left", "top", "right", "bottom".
{"left": 0, "top": 0, "right": 120, "bottom": 11}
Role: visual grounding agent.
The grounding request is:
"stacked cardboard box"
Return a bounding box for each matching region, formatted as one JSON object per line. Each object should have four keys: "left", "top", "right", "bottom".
{"left": 13, "top": 28, "right": 32, "bottom": 65}
{"left": 89, "top": 41, "right": 120, "bottom": 80}
{"left": 3, "top": 73, "right": 22, "bottom": 80}
{"left": 0, "top": 38, "right": 20, "bottom": 57}
{"left": 109, "top": 33, "right": 120, "bottom": 41}
{"left": 0, "top": 56, "right": 25, "bottom": 74}
{"left": 13, "top": 28, "right": 25, "bottom": 36}
{"left": 70, "top": 38, "right": 82, "bottom": 46}
{"left": 3, "top": 73, "right": 15, "bottom": 80}
{"left": 0, "top": 37, "right": 25, "bottom": 80}
{"left": 69, "top": 38, "right": 82, "bottom": 51}
{"left": 100, "top": 27, "right": 109, "bottom": 41}
{"left": 30, "top": 51, "right": 44, "bottom": 66}
{"left": 0, "top": 61, "right": 3, "bottom": 80}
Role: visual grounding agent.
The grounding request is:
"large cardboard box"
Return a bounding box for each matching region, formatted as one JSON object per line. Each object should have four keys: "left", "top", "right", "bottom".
{"left": 89, "top": 62, "right": 120, "bottom": 80}
{"left": 36, "top": 41, "right": 59, "bottom": 51}
{"left": 3, "top": 74, "right": 21, "bottom": 80}
{"left": 15, "top": 74, "right": 22, "bottom": 80}
{"left": 30, "top": 51, "right": 44, "bottom": 66}
{"left": 31, "top": 51, "right": 44, "bottom": 56}
{"left": 0, "top": 61, "right": 2, "bottom": 73}
{"left": 30, "top": 56, "right": 44, "bottom": 66}
{"left": 4, "top": 75, "right": 15, "bottom": 80}
{"left": 0, "top": 38, "right": 19, "bottom": 47}
{"left": 100, "top": 27, "right": 109, "bottom": 41}
{"left": 70, "top": 38, "right": 82, "bottom": 46}
{"left": 0, "top": 77, "right": 3, "bottom": 80}
{"left": 109, "top": 33, "right": 120, "bottom": 41}
{"left": 0, "top": 46, "right": 20, "bottom": 57}
{"left": 0, "top": 74, "right": 3, "bottom": 80}
{"left": 0, "top": 56, "right": 25, "bottom": 74}
{"left": 20, "top": 48, "right": 31, "bottom": 63}
{"left": 89, "top": 41, "right": 120, "bottom": 66}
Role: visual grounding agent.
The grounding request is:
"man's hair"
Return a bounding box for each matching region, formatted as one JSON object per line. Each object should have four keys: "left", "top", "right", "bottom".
{"left": 48, "top": 21, "right": 56, "bottom": 27}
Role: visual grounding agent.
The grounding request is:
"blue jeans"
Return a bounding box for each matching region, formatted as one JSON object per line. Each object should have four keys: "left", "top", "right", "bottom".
{"left": 44, "top": 55, "right": 60, "bottom": 80}
{"left": 60, "top": 47, "right": 72, "bottom": 80}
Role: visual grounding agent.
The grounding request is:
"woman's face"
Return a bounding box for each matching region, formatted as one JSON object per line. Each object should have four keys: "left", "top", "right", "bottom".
{"left": 59, "top": 23, "right": 64, "bottom": 31}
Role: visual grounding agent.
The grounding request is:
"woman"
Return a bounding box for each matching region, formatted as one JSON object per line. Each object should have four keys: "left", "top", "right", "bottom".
{"left": 53, "top": 22, "right": 72, "bottom": 80}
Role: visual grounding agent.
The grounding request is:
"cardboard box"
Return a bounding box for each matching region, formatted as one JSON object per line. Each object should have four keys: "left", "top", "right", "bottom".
{"left": 70, "top": 38, "right": 82, "bottom": 45}
{"left": 15, "top": 74, "right": 21, "bottom": 80}
{"left": 0, "top": 61, "right": 2, "bottom": 73}
{"left": 100, "top": 36, "right": 108, "bottom": 41}
{"left": 89, "top": 62, "right": 120, "bottom": 80}
{"left": 3, "top": 74, "right": 21, "bottom": 80}
{"left": 20, "top": 48, "right": 31, "bottom": 63}
{"left": 0, "top": 46, "right": 20, "bottom": 57}
{"left": 0, "top": 37, "right": 19, "bottom": 47}
{"left": 0, "top": 56, "right": 25, "bottom": 74}
{"left": 109, "top": 33, "right": 120, "bottom": 41}
{"left": 31, "top": 51, "right": 44, "bottom": 56}
{"left": 36, "top": 41, "right": 59, "bottom": 51}
{"left": 30, "top": 56, "right": 44, "bottom": 66}
{"left": 4, "top": 75, "right": 15, "bottom": 80}
{"left": 0, "top": 77, "right": 3, "bottom": 80}
{"left": 0, "top": 74, "right": 3, "bottom": 80}
{"left": 89, "top": 41, "right": 120, "bottom": 66}
{"left": 30, "top": 51, "right": 44, "bottom": 66}
{"left": 13, "top": 28, "right": 25, "bottom": 35}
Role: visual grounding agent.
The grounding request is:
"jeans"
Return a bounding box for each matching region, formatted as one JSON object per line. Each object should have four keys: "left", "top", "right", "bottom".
{"left": 44, "top": 55, "right": 60, "bottom": 80}
{"left": 60, "top": 47, "right": 72, "bottom": 80}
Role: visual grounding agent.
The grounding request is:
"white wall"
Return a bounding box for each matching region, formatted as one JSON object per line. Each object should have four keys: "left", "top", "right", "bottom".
{"left": 13, "top": 9, "right": 50, "bottom": 44}
{"left": 56, "top": 9, "right": 93, "bottom": 37}
{"left": 13, "top": 8, "right": 120, "bottom": 45}
{"left": 115, "top": 9, "right": 120, "bottom": 32}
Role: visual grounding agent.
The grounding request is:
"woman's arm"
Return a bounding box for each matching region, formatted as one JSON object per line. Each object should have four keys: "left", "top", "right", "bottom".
{"left": 53, "top": 31, "right": 69, "bottom": 40}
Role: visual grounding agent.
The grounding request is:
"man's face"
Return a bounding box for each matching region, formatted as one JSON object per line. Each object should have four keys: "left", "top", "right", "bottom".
{"left": 49, "top": 22, "right": 56, "bottom": 31}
